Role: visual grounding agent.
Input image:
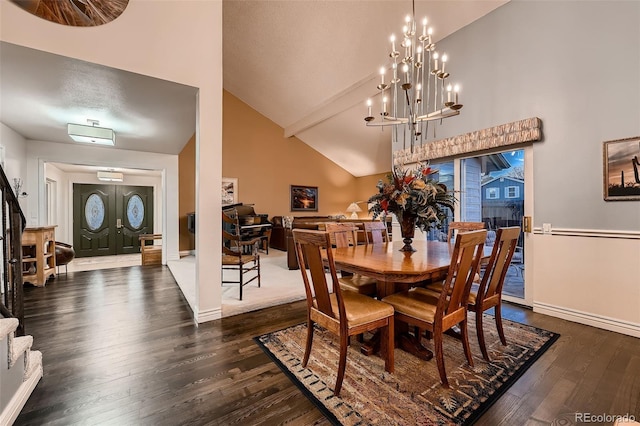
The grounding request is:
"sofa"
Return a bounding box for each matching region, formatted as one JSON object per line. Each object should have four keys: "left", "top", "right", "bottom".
{"left": 270, "top": 216, "right": 387, "bottom": 269}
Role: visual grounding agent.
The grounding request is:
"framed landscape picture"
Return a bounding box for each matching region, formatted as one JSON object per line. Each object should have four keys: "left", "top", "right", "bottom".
{"left": 603, "top": 137, "right": 640, "bottom": 201}
{"left": 290, "top": 185, "right": 318, "bottom": 211}
{"left": 222, "top": 177, "right": 238, "bottom": 206}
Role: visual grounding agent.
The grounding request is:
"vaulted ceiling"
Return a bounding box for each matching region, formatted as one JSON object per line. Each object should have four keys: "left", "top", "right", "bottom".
{"left": 0, "top": 1, "right": 507, "bottom": 177}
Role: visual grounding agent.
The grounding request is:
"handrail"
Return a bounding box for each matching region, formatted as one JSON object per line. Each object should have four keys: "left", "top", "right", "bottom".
{"left": 0, "top": 166, "right": 27, "bottom": 336}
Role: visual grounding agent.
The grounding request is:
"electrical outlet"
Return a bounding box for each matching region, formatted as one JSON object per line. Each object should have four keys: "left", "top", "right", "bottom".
{"left": 542, "top": 223, "right": 552, "bottom": 234}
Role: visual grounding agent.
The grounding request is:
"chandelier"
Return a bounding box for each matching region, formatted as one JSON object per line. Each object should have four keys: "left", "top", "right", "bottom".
{"left": 364, "top": 1, "right": 463, "bottom": 151}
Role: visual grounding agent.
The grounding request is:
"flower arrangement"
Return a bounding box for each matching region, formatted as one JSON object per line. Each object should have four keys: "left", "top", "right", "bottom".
{"left": 368, "top": 163, "right": 456, "bottom": 234}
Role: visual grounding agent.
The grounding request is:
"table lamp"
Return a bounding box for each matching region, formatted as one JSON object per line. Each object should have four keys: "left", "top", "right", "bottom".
{"left": 346, "top": 202, "right": 362, "bottom": 219}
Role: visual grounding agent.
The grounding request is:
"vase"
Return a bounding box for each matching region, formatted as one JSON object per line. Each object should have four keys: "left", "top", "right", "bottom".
{"left": 399, "top": 213, "right": 417, "bottom": 252}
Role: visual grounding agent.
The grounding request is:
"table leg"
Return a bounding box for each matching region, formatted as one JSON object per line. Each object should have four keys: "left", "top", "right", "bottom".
{"left": 398, "top": 332, "right": 434, "bottom": 361}
{"left": 361, "top": 281, "right": 435, "bottom": 360}
{"left": 360, "top": 315, "right": 434, "bottom": 361}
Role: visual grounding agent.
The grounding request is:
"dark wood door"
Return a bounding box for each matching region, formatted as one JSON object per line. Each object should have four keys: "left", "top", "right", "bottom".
{"left": 73, "top": 184, "right": 154, "bottom": 258}
{"left": 115, "top": 185, "right": 154, "bottom": 254}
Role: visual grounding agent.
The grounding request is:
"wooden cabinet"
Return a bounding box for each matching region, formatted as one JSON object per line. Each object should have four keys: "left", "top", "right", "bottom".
{"left": 22, "top": 226, "right": 56, "bottom": 287}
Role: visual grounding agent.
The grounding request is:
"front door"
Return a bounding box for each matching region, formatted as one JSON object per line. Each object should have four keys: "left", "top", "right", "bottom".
{"left": 73, "top": 184, "right": 154, "bottom": 258}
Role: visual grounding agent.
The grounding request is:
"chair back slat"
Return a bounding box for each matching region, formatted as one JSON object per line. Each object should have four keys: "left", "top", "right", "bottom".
{"left": 440, "top": 230, "right": 486, "bottom": 317}
{"left": 447, "top": 221, "right": 485, "bottom": 244}
{"left": 480, "top": 227, "right": 520, "bottom": 300}
{"left": 293, "top": 229, "right": 341, "bottom": 319}
{"left": 222, "top": 212, "right": 243, "bottom": 258}
{"left": 364, "top": 221, "right": 389, "bottom": 244}
{"left": 324, "top": 222, "right": 359, "bottom": 248}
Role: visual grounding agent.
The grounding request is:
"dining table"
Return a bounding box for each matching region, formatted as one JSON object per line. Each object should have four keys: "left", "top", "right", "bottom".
{"left": 331, "top": 240, "right": 457, "bottom": 298}
{"left": 327, "top": 239, "right": 488, "bottom": 360}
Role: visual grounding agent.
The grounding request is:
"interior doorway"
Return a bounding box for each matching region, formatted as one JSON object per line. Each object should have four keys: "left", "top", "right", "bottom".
{"left": 73, "top": 184, "right": 154, "bottom": 258}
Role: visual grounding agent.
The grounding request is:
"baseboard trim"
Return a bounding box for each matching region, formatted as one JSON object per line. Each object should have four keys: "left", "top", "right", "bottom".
{"left": 0, "top": 365, "right": 43, "bottom": 425}
{"left": 533, "top": 302, "right": 640, "bottom": 338}
{"left": 196, "top": 307, "right": 222, "bottom": 323}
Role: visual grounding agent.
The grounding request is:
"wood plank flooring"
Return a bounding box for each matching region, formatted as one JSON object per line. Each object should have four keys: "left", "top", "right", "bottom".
{"left": 14, "top": 266, "right": 640, "bottom": 425}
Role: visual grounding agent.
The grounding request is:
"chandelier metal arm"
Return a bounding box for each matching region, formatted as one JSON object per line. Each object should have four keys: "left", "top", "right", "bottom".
{"left": 363, "top": 0, "right": 463, "bottom": 150}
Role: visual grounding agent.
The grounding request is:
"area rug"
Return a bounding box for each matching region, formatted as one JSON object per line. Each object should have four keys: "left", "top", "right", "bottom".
{"left": 255, "top": 314, "right": 559, "bottom": 425}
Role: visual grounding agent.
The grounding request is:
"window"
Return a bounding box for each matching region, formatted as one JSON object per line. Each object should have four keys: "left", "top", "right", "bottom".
{"left": 505, "top": 186, "right": 519, "bottom": 198}
{"left": 486, "top": 187, "right": 499, "bottom": 199}
{"left": 425, "top": 161, "right": 454, "bottom": 241}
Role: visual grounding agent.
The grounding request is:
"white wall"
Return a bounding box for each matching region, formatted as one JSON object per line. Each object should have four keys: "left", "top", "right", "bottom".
{"left": 532, "top": 231, "right": 640, "bottom": 338}
{"left": 0, "top": 123, "right": 28, "bottom": 210}
{"left": 1, "top": 0, "right": 223, "bottom": 322}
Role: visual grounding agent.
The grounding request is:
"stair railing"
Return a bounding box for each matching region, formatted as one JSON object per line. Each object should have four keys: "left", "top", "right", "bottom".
{"left": 0, "top": 166, "right": 26, "bottom": 336}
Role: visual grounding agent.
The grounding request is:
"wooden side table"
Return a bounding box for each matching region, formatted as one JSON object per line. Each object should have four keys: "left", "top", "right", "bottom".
{"left": 22, "top": 226, "right": 57, "bottom": 287}
{"left": 139, "top": 234, "right": 162, "bottom": 266}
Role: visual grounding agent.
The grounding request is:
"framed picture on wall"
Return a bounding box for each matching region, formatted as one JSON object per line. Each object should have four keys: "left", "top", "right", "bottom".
{"left": 603, "top": 136, "right": 640, "bottom": 201}
{"left": 290, "top": 185, "right": 318, "bottom": 211}
{"left": 222, "top": 177, "right": 238, "bottom": 206}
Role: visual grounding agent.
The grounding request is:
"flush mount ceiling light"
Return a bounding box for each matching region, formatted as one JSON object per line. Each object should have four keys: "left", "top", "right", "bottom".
{"left": 68, "top": 119, "right": 115, "bottom": 146}
{"left": 97, "top": 171, "right": 123, "bottom": 182}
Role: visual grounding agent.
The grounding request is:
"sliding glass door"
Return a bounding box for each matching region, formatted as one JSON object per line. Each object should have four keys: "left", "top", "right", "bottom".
{"left": 461, "top": 149, "right": 526, "bottom": 301}
{"left": 428, "top": 148, "right": 531, "bottom": 305}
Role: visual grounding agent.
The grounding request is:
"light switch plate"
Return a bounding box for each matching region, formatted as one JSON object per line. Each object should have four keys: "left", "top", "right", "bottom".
{"left": 542, "top": 223, "right": 552, "bottom": 234}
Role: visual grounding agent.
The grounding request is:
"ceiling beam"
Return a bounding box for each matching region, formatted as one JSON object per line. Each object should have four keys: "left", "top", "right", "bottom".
{"left": 283, "top": 71, "right": 382, "bottom": 138}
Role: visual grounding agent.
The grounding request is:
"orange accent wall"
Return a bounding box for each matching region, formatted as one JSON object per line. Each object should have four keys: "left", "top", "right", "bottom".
{"left": 178, "top": 90, "right": 389, "bottom": 250}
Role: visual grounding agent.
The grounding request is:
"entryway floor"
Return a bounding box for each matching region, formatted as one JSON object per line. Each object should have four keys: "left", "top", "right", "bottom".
{"left": 64, "top": 253, "right": 141, "bottom": 273}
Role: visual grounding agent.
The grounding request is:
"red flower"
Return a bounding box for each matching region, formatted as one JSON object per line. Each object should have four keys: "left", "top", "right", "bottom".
{"left": 422, "top": 167, "right": 432, "bottom": 175}
{"left": 403, "top": 176, "right": 415, "bottom": 185}
{"left": 380, "top": 199, "right": 389, "bottom": 212}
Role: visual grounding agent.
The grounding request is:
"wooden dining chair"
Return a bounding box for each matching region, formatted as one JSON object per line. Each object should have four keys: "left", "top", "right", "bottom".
{"left": 292, "top": 229, "right": 394, "bottom": 395}
{"left": 324, "top": 222, "right": 377, "bottom": 297}
{"left": 222, "top": 211, "right": 261, "bottom": 301}
{"left": 446, "top": 221, "right": 485, "bottom": 244}
{"left": 382, "top": 229, "right": 487, "bottom": 388}
{"left": 364, "top": 221, "right": 390, "bottom": 245}
{"left": 424, "top": 227, "right": 520, "bottom": 360}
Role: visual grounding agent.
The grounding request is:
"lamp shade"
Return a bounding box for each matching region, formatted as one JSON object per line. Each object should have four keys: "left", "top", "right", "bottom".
{"left": 346, "top": 202, "right": 362, "bottom": 219}
{"left": 68, "top": 123, "right": 115, "bottom": 146}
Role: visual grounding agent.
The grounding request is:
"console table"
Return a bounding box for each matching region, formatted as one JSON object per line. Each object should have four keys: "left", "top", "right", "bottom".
{"left": 22, "top": 226, "right": 56, "bottom": 287}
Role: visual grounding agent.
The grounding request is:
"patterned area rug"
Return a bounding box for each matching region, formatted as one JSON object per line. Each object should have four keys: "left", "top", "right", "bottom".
{"left": 255, "top": 314, "right": 559, "bottom": 425}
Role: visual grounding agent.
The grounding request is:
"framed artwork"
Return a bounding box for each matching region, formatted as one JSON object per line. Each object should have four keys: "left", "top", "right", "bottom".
{"left": 603, "top": 136, "right": 640, "bottom": 201}
{"left": 222, "top": 177, "right": 238, "bottom": 206}
{"left": 290, "top": 185, "right": 318, "bottom": 211}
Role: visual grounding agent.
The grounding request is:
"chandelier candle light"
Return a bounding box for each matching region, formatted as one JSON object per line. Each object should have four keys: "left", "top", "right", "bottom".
{"left": 364, "top": 2, "right": 463, "bottom": 152}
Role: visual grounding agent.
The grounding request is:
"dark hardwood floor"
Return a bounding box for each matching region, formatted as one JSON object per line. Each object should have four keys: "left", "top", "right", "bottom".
{"left": 14, "top": 266, "right": 640, "bottom": 425}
